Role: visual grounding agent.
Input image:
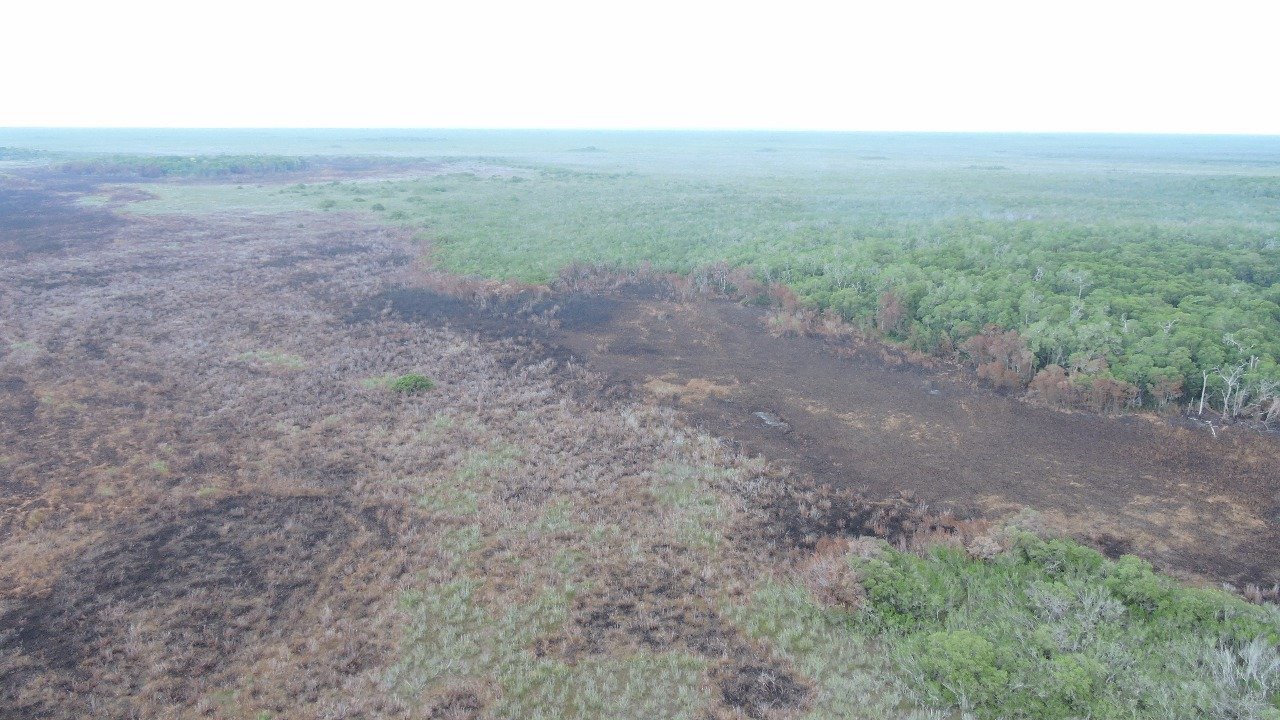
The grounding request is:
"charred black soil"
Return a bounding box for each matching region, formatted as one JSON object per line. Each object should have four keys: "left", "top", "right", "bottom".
{"left": 0, "top": 494, "right": 396, "bottom": 718}
{"left": 548, "top": 296, "right": 1280, "bottom": 585}
{"left": 0, "top": 180, "right": 122, "bottom": 256}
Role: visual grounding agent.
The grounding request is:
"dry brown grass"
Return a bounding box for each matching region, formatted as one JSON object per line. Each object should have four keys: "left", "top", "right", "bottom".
{"left": 0, "top": 186, "right": 1101, "bottom": 719}
{"left": 0, "top": 198, "right": 955, "bottom": 719}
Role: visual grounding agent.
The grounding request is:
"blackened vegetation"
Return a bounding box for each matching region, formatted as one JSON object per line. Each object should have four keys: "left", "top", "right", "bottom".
{"left": 714, "top": 660, "right": 810, "bottom": 720}
{"left": 0, "top": 495, "right": 397, "bottom": 718}
{"left": 751, "top": 480, "right": 930, "bottom": 552}
{"left": 561, "top": 559, "right": 813, "bottom": 717}
{"left": 0, "top": 184, "right": 122, "bottom": 257}
{"left": 569, "top": 562, "right": 733, "bottom": 656}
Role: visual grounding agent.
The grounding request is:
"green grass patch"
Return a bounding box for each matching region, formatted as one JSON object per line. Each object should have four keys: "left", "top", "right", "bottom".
{"left": 534, "top": 499, "right": 578, "bottom": 534}
{"left": 417, "top": 477, "right": 481, "bottom": 516}
{"left": 653, "top": 464, "right": 731, "bottom": 550}
{"left": 234, "top": 350, "right": 306, "bottom": 369}
{"left": 129, "top": 183, "right": 315, "bottom": 215}
{"left": 389, "top": 577, "right": 709, "bottom": 718}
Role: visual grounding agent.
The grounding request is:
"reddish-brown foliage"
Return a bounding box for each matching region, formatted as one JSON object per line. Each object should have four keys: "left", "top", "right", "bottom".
{"left": 1028, "top": 364, "right": 1073, "bottom": 406}
{"left": 961, "top": 325, "right": 1035, "bottom": 391}
{"left": 875, "top": 290, "right": 906, "bottom": 335}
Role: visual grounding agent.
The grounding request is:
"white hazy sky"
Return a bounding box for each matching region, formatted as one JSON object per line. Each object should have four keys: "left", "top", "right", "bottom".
{"left": 4, "top": 0, "right": 1278, "bottom": 133}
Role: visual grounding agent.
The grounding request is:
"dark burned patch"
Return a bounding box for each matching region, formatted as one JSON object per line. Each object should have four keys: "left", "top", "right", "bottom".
{"left": 21, "top": 261, "right": 188, "bottom": 289}
{"left": 0, "top": 376, "right": 38, "bottom": 424}
{"left": 0, "top": 185, "right": 122, "bottom": 257}
{"left": 282, "top": 451, "right": 361, "bottom": 489}
{"left": 608, "top": 336, "right": 662, "bottom": 356}
{"left": 753, "top": 480, "right": 928, "bottom": 552}
{"left": 421, "top": 684, "right": 488, "bottom": 720}
{"left": 349, "top": 287, "right": 487, "bottom": 325}
{"left": 1088, "top": 532, "right": 1134, "bottom": 559}
{"left": 713, "top": 658, "right": 809, "bottom": 719}
{"left": 567, "top": 561, "right": 735, "bottom": 657}
{"left": 551, "top": 295, "right": 615, "bottom": 328}
{"left": 0, "top": 493, "right": 389, "bottom": 719}
{"left": 551, "top": 295, "right": 1280, "bottom": 585}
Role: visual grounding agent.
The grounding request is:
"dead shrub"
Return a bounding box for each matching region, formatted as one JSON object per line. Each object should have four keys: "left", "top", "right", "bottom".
{"left": 765, "top": 310, "right": 812, "bottom": 337}
{"left": 1083, "top": 376, "right": 1140, "bottom": 414}
{"left": 961, "top": 325, "right": 1035, "bottom": 391}
{"left": 798, "top": 538, "right": 866, "bottom": 611}
{"left": 1028, "top": 364, "right": 1074, "bottom": 407}
{"left": 875, "top": 289, "right": 906, "bottom": 335}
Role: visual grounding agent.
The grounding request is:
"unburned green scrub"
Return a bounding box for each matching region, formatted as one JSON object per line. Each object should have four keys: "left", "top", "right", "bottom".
{"left": 388, "top": 373, "right": 434, "bottom": 393}
{"left": 849, "top": 533, "right": 1280, "bottom": 719}
{"left": 728, "top": 582, "right": 934, "bottom": 720}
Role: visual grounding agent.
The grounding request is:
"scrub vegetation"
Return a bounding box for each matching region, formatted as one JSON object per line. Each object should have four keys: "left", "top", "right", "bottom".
{"left": 117, "top": 132, "right": 1280, "bottom": 427}
{"left": 2, "top": 132, "right": 1278, "bottom": 718}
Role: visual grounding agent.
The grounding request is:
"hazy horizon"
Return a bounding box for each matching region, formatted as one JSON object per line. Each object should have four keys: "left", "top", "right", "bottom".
{"left": 4, "top": 127, "right": 1280, "bottom": 137}
{"left": 6, "top": 1, "right": 1278, "bottom": 134}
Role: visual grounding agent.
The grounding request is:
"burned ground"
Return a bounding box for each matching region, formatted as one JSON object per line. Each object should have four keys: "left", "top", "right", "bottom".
{"left": 550, "top": 296, "right": 1280, "bottom": 586}
{"left": 2, "top": 175, "right": 1277, "bottom": 718}
{"left": 0, "top": 494, "right": 396, "bottom": 718}
{"left": 0, "top": 181, "right": 839, "bottom": 718}
{"left": 0, "top": 180, "right": 122, "bottom": 256}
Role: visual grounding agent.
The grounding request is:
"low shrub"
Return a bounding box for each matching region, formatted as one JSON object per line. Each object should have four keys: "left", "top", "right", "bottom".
{"left": 389, "top": 373, "right": 435, "bottom": 394}
{"left": 847, "top": 532, "right": 1280, "bottom": 718}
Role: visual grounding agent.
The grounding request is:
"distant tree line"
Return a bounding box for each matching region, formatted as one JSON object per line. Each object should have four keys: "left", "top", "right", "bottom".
{"left": 0, "top": 146, "right": 43, "bottom": 160}
{"left": 56, "top": 154, "right": 310, "bottom": 178}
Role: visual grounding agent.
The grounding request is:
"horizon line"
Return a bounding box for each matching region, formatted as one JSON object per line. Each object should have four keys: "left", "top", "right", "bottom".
{"left": 4, "top": 126, "right": 1280, "bottom": 139}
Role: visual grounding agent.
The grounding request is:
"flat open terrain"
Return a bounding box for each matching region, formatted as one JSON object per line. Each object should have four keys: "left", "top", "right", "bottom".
{"left": 2, "top": 146, "right": 1279, "bottom": 718}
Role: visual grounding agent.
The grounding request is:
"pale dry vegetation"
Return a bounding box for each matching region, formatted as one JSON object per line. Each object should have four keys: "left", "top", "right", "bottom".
{"left": 0, "top": 205, "right": 946, "bottom": 718}
{"left": 1, "top": 180, "right": 1276, "bottom": 719}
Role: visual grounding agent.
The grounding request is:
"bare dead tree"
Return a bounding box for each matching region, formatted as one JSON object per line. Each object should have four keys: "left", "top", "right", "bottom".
{"left": 1217, "top": 362, "right": 1247, "bottom": 418}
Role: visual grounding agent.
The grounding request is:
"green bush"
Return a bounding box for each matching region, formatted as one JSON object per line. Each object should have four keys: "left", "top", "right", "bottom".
{"left": 848, "top": 534, "right": 1280, "bottom": 718}
{"left": 913, "top": 630, "right": 1008, "bottom": 706}
{"left": 389, "top": 373, "right": 434, "bottom": 394}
